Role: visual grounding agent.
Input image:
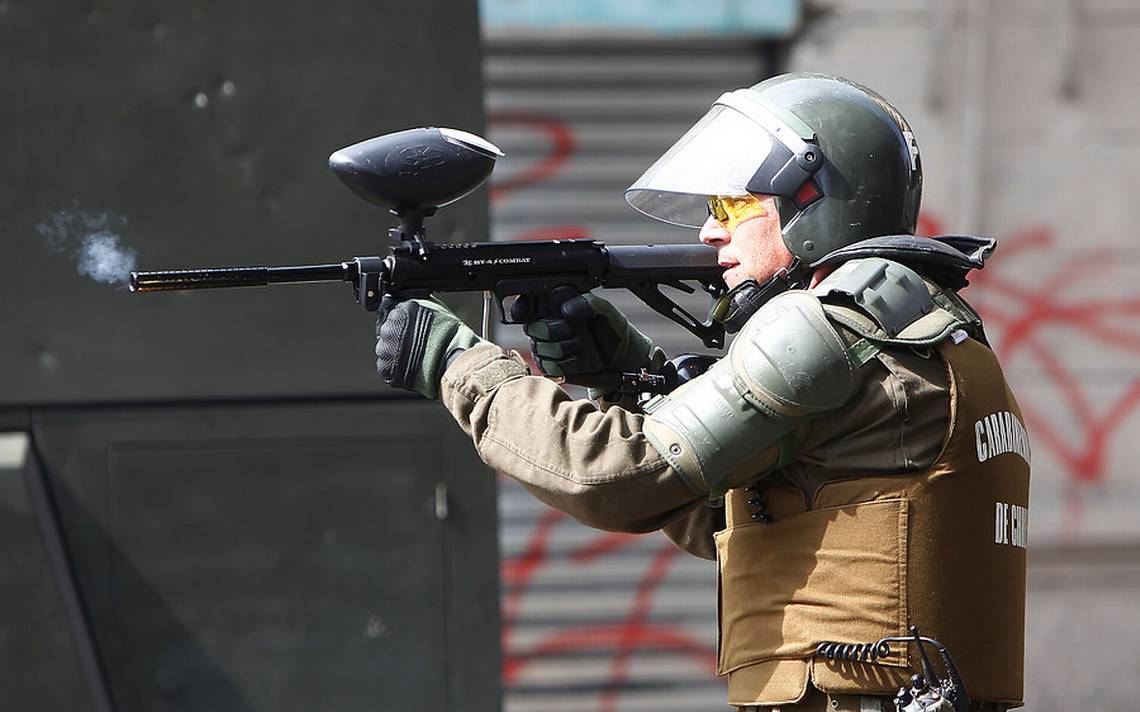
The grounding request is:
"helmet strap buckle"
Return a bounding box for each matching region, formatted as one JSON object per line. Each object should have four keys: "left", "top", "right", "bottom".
{"left": 713, "top": 259, "right": 807, "bottom": 334}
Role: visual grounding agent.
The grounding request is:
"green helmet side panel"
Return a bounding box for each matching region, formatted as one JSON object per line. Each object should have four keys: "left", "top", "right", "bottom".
{"left": 749, "top": 74, "right": 923, "bottom": 261}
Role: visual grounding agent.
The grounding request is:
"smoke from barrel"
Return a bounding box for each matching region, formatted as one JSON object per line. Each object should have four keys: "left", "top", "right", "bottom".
{"left": 36, "top": 208, "right": 138, "bottom": 288}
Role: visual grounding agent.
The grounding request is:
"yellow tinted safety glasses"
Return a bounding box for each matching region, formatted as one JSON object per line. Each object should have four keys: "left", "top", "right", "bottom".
{"left": 707, "top": 194, "right": 768, "bottom": 232}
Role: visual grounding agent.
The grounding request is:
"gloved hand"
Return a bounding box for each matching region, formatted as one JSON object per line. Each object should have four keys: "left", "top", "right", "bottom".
{"left": 375, "top": 297, "right": 486, "bottom": 399}
{"left": 513, "top": 286, "right": 655, "bottom": 381}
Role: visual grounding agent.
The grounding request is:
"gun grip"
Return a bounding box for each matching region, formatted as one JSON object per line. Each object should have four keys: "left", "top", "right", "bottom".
{"left": 500, "top": 286, "right": 581, "bottom": 325}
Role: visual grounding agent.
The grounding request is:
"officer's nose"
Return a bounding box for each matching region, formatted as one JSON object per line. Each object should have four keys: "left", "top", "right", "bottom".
{"left": 699, "top": 215, "right": 730, "bottom": 247}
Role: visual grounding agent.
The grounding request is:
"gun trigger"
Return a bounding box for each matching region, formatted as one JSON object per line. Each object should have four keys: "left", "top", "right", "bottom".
{"left": 499, "top": 293, "right": 532, "bottom": 324}
{"left": 482, "top": 290, "right": 493, "bottom": 339}
{"left": 495, "top": 293, "right": 517, "bottom": 325}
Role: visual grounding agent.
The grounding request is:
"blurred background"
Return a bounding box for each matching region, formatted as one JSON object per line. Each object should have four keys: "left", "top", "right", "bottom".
{"left": 2, "top": 1, "right": 1137, "bottom": 711}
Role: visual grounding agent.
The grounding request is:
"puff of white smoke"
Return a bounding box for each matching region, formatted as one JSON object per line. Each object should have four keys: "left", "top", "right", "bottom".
{"left": 36, "top": 209, "right": 138, "bottom": 287}
{"left": 77, "top": 231, "right": 137, "bottom": 284}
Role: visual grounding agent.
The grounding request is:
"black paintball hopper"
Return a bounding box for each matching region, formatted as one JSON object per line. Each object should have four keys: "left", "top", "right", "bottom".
{"left": 329, "top": 127, "right": 503, "bottom": 214}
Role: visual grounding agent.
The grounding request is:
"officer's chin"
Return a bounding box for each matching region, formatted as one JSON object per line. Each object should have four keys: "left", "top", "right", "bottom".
{"left": 723, "top": 268, "right": 744, "bottom": 290}
{"left": 726, "top": 267, "right": 779, "bottom": 291}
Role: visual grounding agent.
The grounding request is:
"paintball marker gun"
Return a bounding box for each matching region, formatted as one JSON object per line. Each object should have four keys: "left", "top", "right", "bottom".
{"left": 129, "top": 128, "right": 728, "bottom": 359}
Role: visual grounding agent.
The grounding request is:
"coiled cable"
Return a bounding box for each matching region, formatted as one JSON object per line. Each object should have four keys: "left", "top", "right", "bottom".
{"left": 814, "top": 640, "right": 892, "bottom": 663}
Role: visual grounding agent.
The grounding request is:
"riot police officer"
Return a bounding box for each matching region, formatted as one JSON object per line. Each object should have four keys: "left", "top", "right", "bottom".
{"left": 375, "top": 73, "right": 1028, "bottom": 711}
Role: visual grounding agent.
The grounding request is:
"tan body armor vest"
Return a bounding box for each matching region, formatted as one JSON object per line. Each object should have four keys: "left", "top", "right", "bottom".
{"left": 716, "top": 338, "right": 1030, "bottom": 708}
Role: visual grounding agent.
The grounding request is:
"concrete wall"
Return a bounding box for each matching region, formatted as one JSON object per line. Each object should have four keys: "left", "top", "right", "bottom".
{"left": 0, "top": 4, "right": 501, "bottom": 710}
{"left": 484, "top": 42, "right": 773, "bottom": 712}
{"left": 789, "top": 4, "right": 1140, "bottom": 706}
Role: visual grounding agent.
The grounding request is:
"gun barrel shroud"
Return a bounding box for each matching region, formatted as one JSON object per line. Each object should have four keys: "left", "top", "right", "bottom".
{"left": 129, "top": 263, "right": 350, "bottom": 292}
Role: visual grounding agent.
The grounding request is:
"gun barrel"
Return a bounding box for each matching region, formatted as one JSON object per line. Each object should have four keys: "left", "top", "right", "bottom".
{"left": 129, "top": 263, "right": 350, "bottom": 293}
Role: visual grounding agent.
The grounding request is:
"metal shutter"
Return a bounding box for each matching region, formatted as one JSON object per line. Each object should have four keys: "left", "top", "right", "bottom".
{"left": 485, "top": 40, "right": 775, "bottom": 712}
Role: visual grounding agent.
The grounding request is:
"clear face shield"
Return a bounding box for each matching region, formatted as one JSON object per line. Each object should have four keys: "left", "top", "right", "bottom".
{"left": 624, "top": 90, "right": 823, "bottom": 228}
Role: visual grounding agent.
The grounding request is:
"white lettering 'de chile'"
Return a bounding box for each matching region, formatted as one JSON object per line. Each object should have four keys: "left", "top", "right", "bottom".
{"left": 994, "top": 501, "right": 1029, "bottom": 549}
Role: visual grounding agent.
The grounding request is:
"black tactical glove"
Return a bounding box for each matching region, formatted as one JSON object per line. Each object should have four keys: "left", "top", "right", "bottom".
{"left": 512, "top": 286, "right": 655, "bottom": 381}
{"left": 375, "top": 298, "right": 485, "bottom": 399}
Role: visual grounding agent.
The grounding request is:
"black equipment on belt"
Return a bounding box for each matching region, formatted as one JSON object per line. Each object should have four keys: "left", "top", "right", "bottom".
{"left": 814, "top": 627, "right": 970, "bottom": 712}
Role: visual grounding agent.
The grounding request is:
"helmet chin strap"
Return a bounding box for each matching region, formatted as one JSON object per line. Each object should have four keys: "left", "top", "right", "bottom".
{"left": 712, "top": 259, "right": 810, "bottom": 334}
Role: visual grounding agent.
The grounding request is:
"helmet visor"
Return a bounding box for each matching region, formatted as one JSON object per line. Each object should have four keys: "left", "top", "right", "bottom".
{"left": 625, "top": 104, "right": 776, "bottom": 228}
{"left": 626, "top": 89, "right": 821, "bottom": 229}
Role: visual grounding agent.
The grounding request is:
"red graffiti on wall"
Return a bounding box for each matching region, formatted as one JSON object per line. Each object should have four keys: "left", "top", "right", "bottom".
{"left": 920, "top": 214, "right": 1140, "bottom": 483}
{"left": 487, "top": 113, "right": 717, "bottom": 709}
{"left": 499, "top": 508, "right": 716, "bottom": 711}
{"left": 487, "top": 113, "right": 576, "bottom": 203}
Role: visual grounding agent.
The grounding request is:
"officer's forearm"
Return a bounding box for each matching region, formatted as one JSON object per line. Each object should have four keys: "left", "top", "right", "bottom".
{"left": 440, "top": 344, "right": 702, "bottom": 533}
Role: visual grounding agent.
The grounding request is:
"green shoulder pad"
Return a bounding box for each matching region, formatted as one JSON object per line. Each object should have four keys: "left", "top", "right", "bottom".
{"left": 730, "top": 291, "right": 862, "bottom": 417}
{"left": 812, "top": 257, "right": 933, "bottom": 336}
{"left": 641, "top": 291, "right": 862, "bottom": 497}
{"left": 811, "top": 257, "right": 977, "bottom": 346}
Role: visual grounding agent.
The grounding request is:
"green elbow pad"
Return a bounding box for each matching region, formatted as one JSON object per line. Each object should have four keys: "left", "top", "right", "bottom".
{"left": 642, "top": 292, "right": 861, "bottom": 496}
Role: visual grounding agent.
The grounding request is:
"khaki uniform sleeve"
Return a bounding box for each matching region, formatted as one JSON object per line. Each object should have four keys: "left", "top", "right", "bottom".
{"left": 661, "top": 501, "right": 726, "bottom": 561}
{"left": 439, "top": 343, "right": 703, "bottom": 533}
